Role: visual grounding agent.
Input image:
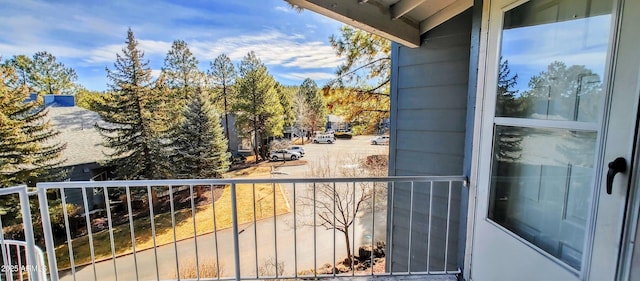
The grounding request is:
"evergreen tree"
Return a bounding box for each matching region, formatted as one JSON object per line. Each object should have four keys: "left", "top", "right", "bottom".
{"left": 0, "top": 61, "right": 66, "bottom": 187}
{"left": 172, "top": 89, "right": 229, "bottom": 178}
{"left": 496, "top": 57, "right": 521, "bottom": 117}
{"left": 30, "top": 51, "right": 78, "bottom": 95}
{"left": 298, "top": 78, "right": 327, "bottom": 137}
{"left": 3, "top": 55, "right": 33, "bottom": 91}
{"left": 494, "top": 58, "right": 522, "bottom": 163}
{"left": 93, "top": 29, "right": 172, "bottom": 180}
{"left": 161, "top": 40, "right": 202, "bottom": 101}
{"left": 233, "top": 51, "right": 283, "bottom": 162}
{"left": 275, "top": 82, "right": 296, "bottom": 128}
{"left": 208, "top": 54, "right": 237, "bottom": 143}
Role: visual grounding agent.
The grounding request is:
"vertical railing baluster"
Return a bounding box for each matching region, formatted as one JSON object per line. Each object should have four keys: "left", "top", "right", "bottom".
{"left": 0, "top": 215, "right": 12, "bottom": 281}
{"left": 189, "top": 185, "right": 200, "bottom": 279}
{"left": 145, "top": 186, "right": 159, "bottom": 281}
{"left": 444, "top": 181, "right": 453, "bottom": 273}
{"left": 18, "top": 188, "right": 36, "bottom": 281}
{"left": 333, "top": 182, "right": 336, "bottom": 278}
{"left": 81, "top": 187, "right": 98, "bottom": 281}
{"left": 210, "top": 185, "right": 221, "bottom": 280}
{"left": 16, "top": 244, "right": 23, "bottom": 281}
{"left": 169, "top": 185, "right": 180, "bottom": 278}
{"left": 388, "top": 181, "right": 395, "bottom": 275}
{"left": 407, "top": 181, "right": 414, "bottom": 274}
{"left": 427, "top": 181, "right": 433, "bottom": 273}
{"left": 5, "top": 232, "right": 15, "bottom": 281}
{"left": 252, "top": 183, "right": 258, "bottom": 278}
{"left": 230, "top": 183, "right": 241, "bottom": 281}
{"left": 371, "top": 182, "right": 376, "bottom": 276}
{"left": 313, "top": 183, "right": 317, "bottom": 278}
{"left": 37, "top": 186, "right": 58, "bottom": 281}
{"left": 125, "top": 186, "right": 139, "bottom": 281}
{"left": 103, "top": 186, "right": 118, "bottom": 281}
{"left": 60, "top": 188, "right": 76, "bottom": 281}
{"left": 352, "top": 181, "right": 356, "bottom": 276}
{"left": 293, "top": 182, "right": 298, "bottom": 279}
{"left": 272, "top": 183, "right": 279, "bottom": 278}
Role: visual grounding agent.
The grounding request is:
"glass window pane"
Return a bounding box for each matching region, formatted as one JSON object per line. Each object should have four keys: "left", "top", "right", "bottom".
{"left": 495, "top": 0, "right": 613, "bottom": 122}
{"left": 489, "top": 126, "right": 596, "bottom": 270}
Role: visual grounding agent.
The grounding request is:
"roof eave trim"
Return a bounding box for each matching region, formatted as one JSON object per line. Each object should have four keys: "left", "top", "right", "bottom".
{"left": 287, "top": 0, "right": 421, "bottom": 48}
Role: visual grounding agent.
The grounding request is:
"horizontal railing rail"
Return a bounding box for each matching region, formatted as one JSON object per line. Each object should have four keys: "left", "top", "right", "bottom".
{"left": 31, "top": 176, "right": 467, "bottom": 281}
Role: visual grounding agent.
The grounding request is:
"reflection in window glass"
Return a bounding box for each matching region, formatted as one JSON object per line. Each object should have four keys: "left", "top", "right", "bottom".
{"left": 489, "top": 126, "right": 596, "bottom": 270}
{"left": 489, "top": 0, "right": 614, "bottom": 271}
{"left": 495, "top": 0, "right": 612, "bottom": 122}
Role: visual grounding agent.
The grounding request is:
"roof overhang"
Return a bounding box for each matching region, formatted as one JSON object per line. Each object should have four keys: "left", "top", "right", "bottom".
{"left": 286, "top": 0, "right": 473, "bottom": 48}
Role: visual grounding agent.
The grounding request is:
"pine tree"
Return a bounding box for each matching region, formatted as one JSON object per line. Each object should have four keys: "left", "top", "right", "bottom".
{"left": 275, "top": 82, "right": 296, "bottom": 129}
{"left": 496, "top": 57, "right": 521, "bottom": 117}
{"left": 208, "top": 54, "right": 237, "bottom": 144}
{"left": 233, "top": 51, "right": 283, "bottom": 162}
{"left": 30, "top": 51, "right": 78, "bottom": 95}
{"left": 0, "top": 62, "right": 66, "bottom": 187}
{"left": 172, "top": 88, "right": 229, "bottom": 178}
{"left": 298, "top": 78, "right": 327, "bottom": 137}
{"left": 494, "top": 58, "right": 522, "bottom": 163}
{"left": 93, "top": 29, "right": 172, "bottom": 180}
{"left": 161, "top": 40, "right": 202, "bottom": 101}
{"left": 3, "top": 55, "right": 33, "bottom": 91}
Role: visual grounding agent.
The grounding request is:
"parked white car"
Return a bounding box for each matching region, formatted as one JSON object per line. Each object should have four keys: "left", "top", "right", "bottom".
{"left": 370, "top": 135, "right": 390, "bottom": 145}
{"left": 270, "top": 149, "right": 301, "bottom": 161}
{"left": 313, "top": 134, "right": 336, "bottom": 144}
{"left": 287, "top": 145, "right": 305, "bottom": 156}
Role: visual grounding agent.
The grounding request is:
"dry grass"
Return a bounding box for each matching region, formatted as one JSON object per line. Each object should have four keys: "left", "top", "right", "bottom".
{"left": 55, "top": 167, "right": 290, "bottom": 269}
{"left": 173, "top": 257, "right": 223, "bottom": 279}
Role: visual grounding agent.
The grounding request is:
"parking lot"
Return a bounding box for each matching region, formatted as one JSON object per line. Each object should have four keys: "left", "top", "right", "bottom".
{"left": 273, "top": 135, "right": 390, "bottom": 177}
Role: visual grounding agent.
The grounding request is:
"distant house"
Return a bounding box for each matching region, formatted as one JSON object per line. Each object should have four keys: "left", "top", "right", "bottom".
{"left": 39, "top": 95, "right": 114, "bottom": 209}
{"left": 325, "top": 114, "right": 350, "bottom": 132}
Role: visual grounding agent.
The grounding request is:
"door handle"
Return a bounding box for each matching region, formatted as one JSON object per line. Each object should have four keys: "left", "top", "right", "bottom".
{"left": 606, "top": 157, "right": 627, "bottom": 195}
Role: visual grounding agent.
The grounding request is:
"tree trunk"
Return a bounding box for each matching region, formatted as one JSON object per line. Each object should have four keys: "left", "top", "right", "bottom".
{"left": 151, "top": 188, "right": 158, "bottom": 212}
{"left": 196, "top": 185, "right": 203, "bottom": 198}
{"left": 343, "top": 227, "right": 352, "bottom": 268}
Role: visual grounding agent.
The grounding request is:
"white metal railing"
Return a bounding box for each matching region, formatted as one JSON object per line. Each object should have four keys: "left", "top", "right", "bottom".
{"left": 0, "top": 240, "right": 48, "bottom": 281}
{"left": 16, "top": 176, "right": 465, "bottom": 281}
{"left": 0, "top": 186, "right": 46, "bottom": 281}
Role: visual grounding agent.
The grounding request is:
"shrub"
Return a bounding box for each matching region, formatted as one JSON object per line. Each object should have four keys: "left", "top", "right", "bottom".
{"left": 173, "top": 257, "right": 223, "bottom": 279}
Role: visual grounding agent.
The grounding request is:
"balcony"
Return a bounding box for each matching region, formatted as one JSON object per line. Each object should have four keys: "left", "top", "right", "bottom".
{"left": 1, "top": 176, "right": 466, "bottom": 281}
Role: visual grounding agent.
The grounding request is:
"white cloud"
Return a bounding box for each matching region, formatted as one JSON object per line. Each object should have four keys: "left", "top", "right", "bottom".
{"left": 150, "top": 69, "right": 162, "bottom": 80}
{"left": 86, "top": 44, "right": 122, "bottom": 63}
{"left": 274, "top": 6, "right": 294, "bottom": 13}
{"left": 279, "top": 72, "right": 336, "bottom": 81}
{"left": 138, "top": 40, "right": 173, "bottom": 56}
{"left": 196, "top": 30, "right": 342, "bottom": 69}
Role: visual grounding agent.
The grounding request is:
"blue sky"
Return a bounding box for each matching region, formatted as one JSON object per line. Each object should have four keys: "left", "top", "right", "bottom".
{"left": 501, "top": 15, "right": 611, "bottom": 94}
{"left": 0, "top": 0, "right": 344, "bottom": 91}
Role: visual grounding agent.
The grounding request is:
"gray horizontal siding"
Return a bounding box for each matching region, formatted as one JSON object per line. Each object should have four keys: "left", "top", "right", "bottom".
{"left": 397, "top": 60, "right": 469, "bottom": 89}
{"left": 397, "top": 85, "right": 468, "bottom": 110}
{"left": 395, "top": 110, "right": 467, "bottom": 132}
{"left": 396, "top": 131, "right": 466, "bottom": 156}
{"left": 388, "top": 8, "right": 473, "bottom": 273}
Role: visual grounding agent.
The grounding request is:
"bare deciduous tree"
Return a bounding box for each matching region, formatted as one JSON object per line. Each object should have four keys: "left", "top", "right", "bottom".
{"left": 300, "top": 154, "right": 387, "bottom": 265}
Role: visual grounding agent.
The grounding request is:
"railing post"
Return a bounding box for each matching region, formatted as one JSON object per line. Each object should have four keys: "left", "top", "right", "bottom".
{"left": 230, "top": 183, "right": 241, "bottom": 281}
{"left": 19, "top": 188, "right": 37, "bottom": 281}
{"left": 38, "top": 187, "right": 59, "bottom": 281}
